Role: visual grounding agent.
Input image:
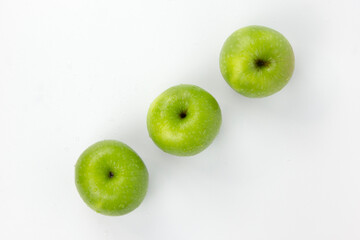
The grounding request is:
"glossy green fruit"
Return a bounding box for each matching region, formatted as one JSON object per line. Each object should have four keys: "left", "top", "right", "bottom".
{"left": 147, "top": 84, "right": 222, "bottom": 156}
{"left": 220, "top": 25, "right": 295, "bottom": 97}
{"left": 75, "top": 140, "right": 148, "bottom": 216}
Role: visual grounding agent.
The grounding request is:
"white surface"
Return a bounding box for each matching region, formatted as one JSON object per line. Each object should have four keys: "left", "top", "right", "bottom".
{"left": 1, "top": 0, "right": 360, "bottom": 239}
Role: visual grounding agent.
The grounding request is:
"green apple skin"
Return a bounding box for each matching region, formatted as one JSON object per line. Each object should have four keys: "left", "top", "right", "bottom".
{"left": 147, "top": 84, "right": 222, "bottom": 156}
{"left": 220, "top": 25, "right": 295, "bottom": 98}
{"left": 75, "top": 140, "right": 148, "bottom": 216}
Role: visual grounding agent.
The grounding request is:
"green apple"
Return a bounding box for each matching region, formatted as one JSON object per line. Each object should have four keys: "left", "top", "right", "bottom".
{"left": 75, "top": 140, "right": 148, "bottom": 216}
{"left": 220, "top": 25, "right": 295, "bottom": 97}
{"left": 147, "top": 84, "right": 222, "bottom": 156}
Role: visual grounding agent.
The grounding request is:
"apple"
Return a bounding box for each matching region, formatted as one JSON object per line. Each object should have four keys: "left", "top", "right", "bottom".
{"left": 147, "top": 84, "right": 222, "bottom": 156}
{"left": 220, "top": 25, "right": 295, "bottom": 97}
{"left": 75, "top": 140, "right": 148, "bottom": 216}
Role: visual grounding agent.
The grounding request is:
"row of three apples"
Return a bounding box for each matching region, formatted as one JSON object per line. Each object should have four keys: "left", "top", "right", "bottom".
{"left": 75, "top": 25, "right": 295, "bottom": 216}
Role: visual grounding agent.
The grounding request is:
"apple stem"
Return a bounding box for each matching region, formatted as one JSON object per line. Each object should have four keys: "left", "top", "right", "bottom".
{"left": 255, "top": 59, "right": 270, "bottom": 68}
{"left": 179, "top": 111, "right": 187, "bottom": 119}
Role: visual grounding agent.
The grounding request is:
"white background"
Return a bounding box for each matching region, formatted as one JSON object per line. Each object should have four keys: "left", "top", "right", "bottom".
{"left": 1, "top": 0, "right": 360, "bottom": 239}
